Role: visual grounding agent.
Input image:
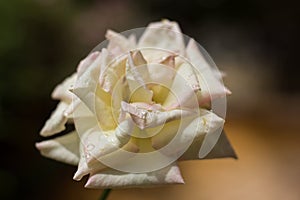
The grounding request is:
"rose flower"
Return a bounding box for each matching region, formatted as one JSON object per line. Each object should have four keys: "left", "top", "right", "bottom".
{"left": 36, "top": 20, "right": 236, "bottom": 188}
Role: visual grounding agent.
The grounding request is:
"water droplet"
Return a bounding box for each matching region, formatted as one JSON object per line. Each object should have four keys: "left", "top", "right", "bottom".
{"left": 141, "top": 111, "right": 147, "bottom": 120}
{"left": 192, "top": 84, "right": 199, "bottom": 90}
{"left": 86, "top": 144, "right": 95, "bottom": 151}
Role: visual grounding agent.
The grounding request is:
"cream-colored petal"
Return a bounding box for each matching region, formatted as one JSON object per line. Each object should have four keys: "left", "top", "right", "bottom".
{"left": 126, "top": 51, "right": 149, "bottom": 87}
{"left": 35, "top": 131, "right": 80, "bottom": 165}
{"left": 73, "top": 132, "right": 107, "bottom": 181}
{"left": 85, "top": 141, "right": 139, "bottom": 176}
{"left": 79, "top": 117, "right": 136, "bottom": 168}
{"left": 72, "top": 127, "right": 115, "bottom": 180}
{"left": 51, "top": 73, "right": 77, "bottom": 103}
{"left": 149, "top": 55, "right": 176, "bottom": 85}
{"left": 77, "top": 51, "right": 100, "bottom": 77}
{"left": 163, "top": 61, "right": 200, "bottom": 110}
{"left": 63, "top": 97, "right": 81, "bottom": 119}
{"left": 73, "top": 114, "right": 109, "bottom": 181}
{"left": 72, "top": 103, "right": 138, "bottom": 181}
{"left": 81, "top": 127, "right": 119, "bottom": 160}
{"left": 144, "top": 55, "right": 176, "bottom": 104}
{"left": 99, "top": 49, "right": 127, "bottom": 94}
{"left": 94, "top": 87, "right": 118, "bottom": 130}
{"left": 40, "top": 101, "right": 69, "bottom": 137}
{"left": 152, "top": 109, "right": 224, "bottom": 156}
{"left": 138, "top": 20, "right": 185, "bottom": 55}
{"left": 126, "top": 51, "right": 153, "bottom": 103}
{"left": 147, "top": 54, "right": 176, "bottom": 89}
{"left": 73, "top": 50, "right": 121, "bottom": 130}
{"left": 73, "top": 150, "right": 109, "bottom": 181}
{"left": 73, "top": 120, "right": 137, "bottom": 181}
{"left": 186, "top": 39, "right": 228, "bottom": 104}
{"left": 84, "top": 163, "right": 184, "bottom": 189}
{"left": 72, "top": 51, "right": 102, "bottom": 114}
{"left": 66, "top": 100, "right": 97, "bottom": 158}
{"left": 128, "top": 33, "right": 137, "bottom": 47}
{"left": 106, "top": 30, "right": 135, "bottom": 57}
{"left": 73, "top": 154, "right": 90, "bottom": 181}
{"left": 113, "top": 118, "right": 135, "bottom": 144}
{"left": 177, "top": 110, "right": 225, "bottom": 160}
{"left": 121, "top": 101, "right": 196, "bottom": 130}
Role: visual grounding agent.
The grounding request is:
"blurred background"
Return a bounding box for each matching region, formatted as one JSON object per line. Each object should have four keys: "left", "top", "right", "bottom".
{"left": 0, "top": 0, "right": 299, "bottom": 199}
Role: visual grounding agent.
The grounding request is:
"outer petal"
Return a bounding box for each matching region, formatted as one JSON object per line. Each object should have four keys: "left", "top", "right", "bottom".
{"left": 201, "top": 130, "right": 237, "bottom": 159}
{"left": 152, "top": 109, "right": 224, "bottom": 157}
{"left": 79, "top": 127, "right": 120, "bottom": 163}
{"left": 35, "top": 131, "right": 80, "bottom": 165}
{"left": 73, "top": 153, "right": 91, "bottom": 181}
{"left": 72, "top": 51, "right": 102, "bottom": 114}
{"left": 73, "top": 131, "right": 107, "bottom": 181}
{"left": 63, "top": 97, "right": 81, "bottom": 119}
{"left": 73, "top": 50, "right": 119, "bottom": 131}
{"left": 186, "top": 39, "right": 229, "bottom": 105}
{"left": 51, "top": 73, "right": 77, "bottom": 103}
{"left": 84, "top": 163, "right": 184, "bottom": 189}
{"left": 77, "top": 51, "right": 101, "bottom": 77}
{"left": 138, "top": 20, "right": 185, "bottom": 56}
{"left": 178, "top": 111, "right": 227, "bottom": 160}
{"left": 106, "top": 30, "right": 135, "bottom": 57}
{"left": 73, "top": 119, "right": 137, "bottom": 181}
{"left": 40, "top": 101, "right": 69, "bottom": 137}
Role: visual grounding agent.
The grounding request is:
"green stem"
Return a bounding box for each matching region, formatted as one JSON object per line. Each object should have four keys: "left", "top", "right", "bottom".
{"left": 99, "top": 189, "right": 111, "bottom": 200}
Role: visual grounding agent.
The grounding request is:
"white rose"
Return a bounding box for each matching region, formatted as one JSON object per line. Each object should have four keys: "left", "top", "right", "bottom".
{"left": 36, "top": 20, "right": 235, "bottom": 188}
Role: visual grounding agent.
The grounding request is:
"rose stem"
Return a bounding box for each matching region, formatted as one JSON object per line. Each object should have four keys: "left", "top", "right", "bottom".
{"left": 99, "top": 189, "right": 111, "bottom": 200}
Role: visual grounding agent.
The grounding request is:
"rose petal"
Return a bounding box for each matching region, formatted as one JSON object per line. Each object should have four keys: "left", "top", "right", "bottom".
{"left": 126, "top": 51, "right": 149, "bottom": 87}
{"left": 63, "top": 97, "right": 81, "bottom": 119}
{"left": 79, "top": 117, "right": 136, "bottom": 167}
{"left": 176, "top": 110, "right": 226, "bottom": 160}
{"left": 186, "top": 39, "right": 229, "bottom": 104}
{"left": 152, "top": 109, "right": 224, "bottom": 156}
{"left": 72, "top": 51, "right": 102, "bottom": 114}
{"left": 126, "top": 51, "right": 153, "bottom": 103}
{"left": 73, "top": 133, "right": 107, "bottom": 181}
{"left": 35, "top": 131, "right": 80, "bottom": 165}
{"left": 94, "top": 87, "right": 117, "bottom": 130}
{"left": 121, "top": 101, "right": 196, "bottom": 130}
{"left": 84, "top": 163, "right": 184, "bottom": 188}
{"left": 86, "top": 140, "right": 139, "bottom": 175}
{"left": 145, "top": 55, "right": 176, "bottom": 103}
{"left": 40, "top": 101, "right": 69, "bottom": 137}
{"left": 73, "top": 52, "right": 117, "bottom": 131}
{"left": 73, "top": 121, "right": 137, "bottom": 181}
{"left": 81, "top": 127, "right": 119, "bottom": 159}
{"left": 68, "top": 100, "right": 97, "bottom": 138}
{"left": 73, "top": 155, "right": 90, "bottom": 181}
{"left": 163, "top": 62, "right": 200, "bottom": 110}
{"left": 128, "top": 33, "right": 137, "bottom": 47}
{"left": 99, "top": 49, "right": 127, "bottom": 94}
{"left": 138, "top": 19, "right": 185, "bottom": 56}
{"left": 106, "top": 30, "right": 135, "bottom": 57}
{"left": 77, "top": 51, "right": 101, "bottom": 77}
{"left": 51, "top": 73, "right": 77, "bottom": 103}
